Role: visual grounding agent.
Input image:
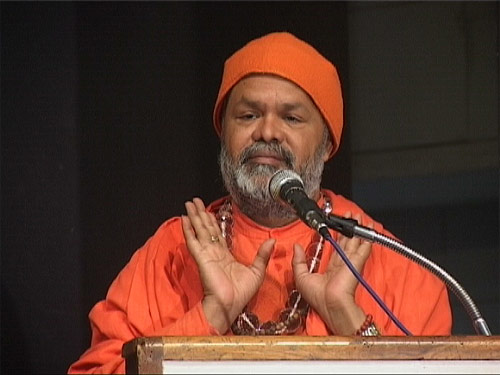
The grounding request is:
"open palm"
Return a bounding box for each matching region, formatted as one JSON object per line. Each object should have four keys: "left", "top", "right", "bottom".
{"left": 293, "top": 213, "right": 372, "bottom": 334}
{"left": 181, "top": 198, "right": 275, "bottom": 333}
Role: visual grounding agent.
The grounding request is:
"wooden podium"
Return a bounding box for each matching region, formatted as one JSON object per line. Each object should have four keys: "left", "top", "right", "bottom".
{"left": 122, "top": 335, "right": 500, "bottom": 374}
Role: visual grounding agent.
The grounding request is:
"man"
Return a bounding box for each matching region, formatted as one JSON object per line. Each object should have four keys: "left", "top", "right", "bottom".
{"left": 69, "top": 32, "right": 452, "bottom": 374}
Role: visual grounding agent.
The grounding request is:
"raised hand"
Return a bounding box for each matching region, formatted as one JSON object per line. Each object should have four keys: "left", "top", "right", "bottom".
{"left": 292, "top": 213, "right": 373, "bottom": 335}
{"left": 181, "top": 197, "right": 275, "bottom": 334}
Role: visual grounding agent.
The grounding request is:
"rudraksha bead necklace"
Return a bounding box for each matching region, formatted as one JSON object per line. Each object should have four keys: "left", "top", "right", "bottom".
{"left": 215, "top": 195, "right": 332, "bottom": 335}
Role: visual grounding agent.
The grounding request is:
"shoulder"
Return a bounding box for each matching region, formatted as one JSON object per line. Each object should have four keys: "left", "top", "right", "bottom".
{"left": 135, "top": 196, "right": 229, "bottom": 261}
{"left": 322, "top": 189, "right": 438, "bottom": 280}
{"left": 322, "top": 189, "right": 385, "bottom": 232}
{"left": 110, "top": 216, "right": 185, "bottom": 285}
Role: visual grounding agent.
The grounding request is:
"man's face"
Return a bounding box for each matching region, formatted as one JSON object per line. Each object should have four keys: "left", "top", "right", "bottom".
{"left": 219, "top": 75, "right": 332, "bottom": 222}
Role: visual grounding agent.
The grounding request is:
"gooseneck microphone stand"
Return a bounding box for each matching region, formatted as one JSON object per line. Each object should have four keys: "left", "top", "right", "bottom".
{"left": 324, "top": 214, "right": 492, "bottom": 336}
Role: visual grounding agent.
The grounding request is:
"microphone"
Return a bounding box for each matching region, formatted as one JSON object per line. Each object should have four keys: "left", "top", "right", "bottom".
{"left": 269, "top": 170, "right": 329, "bottom": 235}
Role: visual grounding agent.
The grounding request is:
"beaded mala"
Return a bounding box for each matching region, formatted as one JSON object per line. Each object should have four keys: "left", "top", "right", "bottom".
{"left": 355, "top": 314, "right": 381, "bottom": 336}
{"left": 215, "top": 196, "right": 332, "bottom": 335}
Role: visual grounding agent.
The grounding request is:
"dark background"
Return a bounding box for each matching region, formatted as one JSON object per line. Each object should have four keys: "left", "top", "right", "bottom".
{"left": 1, "top": 2, "right": 498, "bottom": 373}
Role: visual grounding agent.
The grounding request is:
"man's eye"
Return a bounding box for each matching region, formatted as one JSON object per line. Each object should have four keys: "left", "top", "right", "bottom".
{"left": 239, "top": 113, "right": 258, "bottom": 120}
{"left": 285, "top": 115, "right": 301, "bottom": 123}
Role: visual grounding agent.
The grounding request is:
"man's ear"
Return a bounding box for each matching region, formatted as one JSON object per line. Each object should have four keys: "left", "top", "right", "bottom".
{"left": 319, "top": 122, "right": 334, "bottom": 162}
{"left": 322, "top": 138, "right": 334, "bottom": 162}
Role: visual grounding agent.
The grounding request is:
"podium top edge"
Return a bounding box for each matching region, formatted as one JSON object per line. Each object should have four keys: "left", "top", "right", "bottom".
{"left": 122, "top": 335, "right": 500, "bottom": 360}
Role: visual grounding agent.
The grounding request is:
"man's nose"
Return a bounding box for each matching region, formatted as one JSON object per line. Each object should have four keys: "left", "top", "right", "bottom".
{"left": 251, "top": 114, "right": 285, "bottom": 143}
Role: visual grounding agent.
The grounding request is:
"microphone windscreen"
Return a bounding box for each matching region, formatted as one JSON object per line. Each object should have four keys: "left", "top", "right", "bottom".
{"left": 268, "top": 169, "right": 304, "bottom": 201}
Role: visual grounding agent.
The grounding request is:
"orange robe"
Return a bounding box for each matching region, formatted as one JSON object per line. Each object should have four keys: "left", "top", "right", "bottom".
{"left": 68, "top": 190, "right": 452, "bottom": 374}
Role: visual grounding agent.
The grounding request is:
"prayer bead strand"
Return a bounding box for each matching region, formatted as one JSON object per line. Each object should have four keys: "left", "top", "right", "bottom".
{"left": 215, "top": 196, "right": 331, "bottom": 335}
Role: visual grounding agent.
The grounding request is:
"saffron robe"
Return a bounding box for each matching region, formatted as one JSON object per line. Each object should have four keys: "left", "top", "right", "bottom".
{"left": 68, "top": 190, "right": 452, "bottom": 374}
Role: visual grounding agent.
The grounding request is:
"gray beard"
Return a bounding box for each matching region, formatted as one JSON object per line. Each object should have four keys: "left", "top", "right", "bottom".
{"left": 219, "top": 141, "right": 326, "bottom": 225}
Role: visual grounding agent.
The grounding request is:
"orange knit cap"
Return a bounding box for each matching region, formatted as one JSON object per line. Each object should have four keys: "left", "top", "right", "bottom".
{"left": 213, "top": 32, "right": 344, "bottom": 158}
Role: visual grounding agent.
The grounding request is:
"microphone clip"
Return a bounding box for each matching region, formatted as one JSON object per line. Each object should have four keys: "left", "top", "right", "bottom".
{"left": 324, "top": 215, "right": 358, "bottom": 238}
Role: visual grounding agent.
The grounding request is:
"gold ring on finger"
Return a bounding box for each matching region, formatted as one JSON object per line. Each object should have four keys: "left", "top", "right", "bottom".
{"left": 210, "top": 234, "right": 219, "bottom": 243}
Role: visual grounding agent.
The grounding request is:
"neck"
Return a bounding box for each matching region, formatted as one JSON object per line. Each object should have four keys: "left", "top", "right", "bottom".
{"left": 250, "top": 214, "right": 298, "bottom": 228}
{"left": 234, "top": 189, "right": 322, "bottom": 229}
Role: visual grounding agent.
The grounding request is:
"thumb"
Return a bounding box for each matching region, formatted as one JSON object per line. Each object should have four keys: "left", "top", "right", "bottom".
{"left": 251, "top": 238, "right": 276, "bottom": 275}
{"left": 292, "top": 243, "right": 309, "bottom": 283}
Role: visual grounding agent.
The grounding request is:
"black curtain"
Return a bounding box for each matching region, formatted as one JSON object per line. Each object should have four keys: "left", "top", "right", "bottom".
{"left": 1, "top": 2, "right": 350, "bottom": 372}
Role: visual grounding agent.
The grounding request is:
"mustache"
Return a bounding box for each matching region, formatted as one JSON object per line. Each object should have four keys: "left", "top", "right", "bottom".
{"left": 239, "top": 141, "right": 295, "bottom": 169}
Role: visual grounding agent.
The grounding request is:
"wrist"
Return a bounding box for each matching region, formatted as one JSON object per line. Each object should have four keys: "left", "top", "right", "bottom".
{"left": 202, "top": 297, "right": 231, "bottom": 334}
{"left": 324, "top": 301, "right": 366, "bottom": 335}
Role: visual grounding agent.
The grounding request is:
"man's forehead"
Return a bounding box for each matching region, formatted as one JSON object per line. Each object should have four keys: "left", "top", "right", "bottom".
{"left": 227, "top": 75, "right": 317, "bottom": 107}
{"left": 232, "top": 73, "right": 304, "bottom": 91}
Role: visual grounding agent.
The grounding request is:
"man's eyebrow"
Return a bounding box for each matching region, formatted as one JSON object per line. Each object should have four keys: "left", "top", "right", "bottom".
{"left": 235, "top": 97, "right": 309, "bottom": 112}
{"left": 234, "top": 96, "right": 263, "bottom": 108}
{"left": 281, "top": 102, "right": 309, "bottom": 112}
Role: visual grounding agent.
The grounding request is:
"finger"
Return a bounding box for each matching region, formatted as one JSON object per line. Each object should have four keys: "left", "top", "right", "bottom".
{"left": 181, "top": 214, "right": 194, "bottom": 239}
{"left": 341, "top": 213, "right": 362, "bottom": 251}
{"left": 181, "top": 215, "right": 201, "bottom": 259}
{"left": 337, "top": 234, "right": 348, "bottom": 249}
{"left": 203, "top": 210, "right": 228, "bottom": 248}
{"left": 185, "top": 200, "right": 214, "bottom": 242}
{"left": 208, "top": 211, "right": 223, "bottom": 236}
{"left": 185, "top": 200, "right": 202, "bottom": 225}
{"left": 344, "top": 235, "right": 362, "bottom": 252}
{"left": 356, "top": 238, "right": 373, "bottom": 260}
{"left": 341, "top": 232, "right": 373, "bottom": 269}
{"left": 336, "top": 211, "right": 352, "bottom": 247}
{"left": 192, "top": 197, "right": 206, "bottom": 208}
{"left": 193, "top": 198, "right": 222, "bottom": 238}
{"left": 193, "top": 197, "right": 216, "bottom": 228}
